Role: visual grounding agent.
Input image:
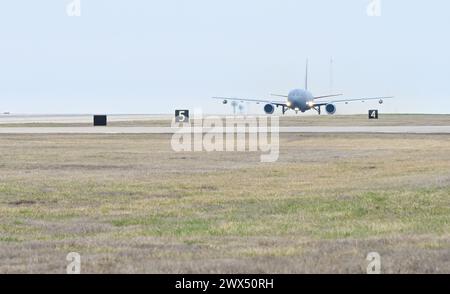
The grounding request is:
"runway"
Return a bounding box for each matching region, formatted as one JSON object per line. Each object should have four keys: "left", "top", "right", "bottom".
{"left": 0, "top": 126, "right": 449, "bottom": 134}
{"left": 0, "top": 114, "right": 171, "bottom": 124}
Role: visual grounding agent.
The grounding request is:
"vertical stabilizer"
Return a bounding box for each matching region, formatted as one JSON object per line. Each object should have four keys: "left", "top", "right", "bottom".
{"left": 305, "top": 59, "right": 309, "bottom": 91}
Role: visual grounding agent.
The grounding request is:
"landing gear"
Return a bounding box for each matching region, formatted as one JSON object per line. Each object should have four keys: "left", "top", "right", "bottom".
{"left": 314, "top": 106, "right": 322, "bottom": 115}
{"left": 276, "top": 105, "right": 290, "bottom": 115}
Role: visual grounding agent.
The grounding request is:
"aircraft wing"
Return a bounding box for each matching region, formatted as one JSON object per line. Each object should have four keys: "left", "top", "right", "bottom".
{"left": 212, "top": 97, "right": 287, "bottom": 107}
{"left": 314, "top": 96, "right": 394, "bottom": 107}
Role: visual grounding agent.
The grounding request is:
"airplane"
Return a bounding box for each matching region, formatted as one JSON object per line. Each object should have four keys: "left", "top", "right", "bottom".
{"left": 213, "top": 60, "right": 393, "bottom": 115}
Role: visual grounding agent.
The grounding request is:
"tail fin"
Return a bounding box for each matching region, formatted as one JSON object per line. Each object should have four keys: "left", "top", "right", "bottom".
{"left": 305, "top": 59, "right": 309, "bottom": 91}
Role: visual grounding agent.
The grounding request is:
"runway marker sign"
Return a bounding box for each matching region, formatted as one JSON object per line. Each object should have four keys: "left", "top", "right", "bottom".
{"left": 175, "top": 110, "right": 190, "bottom": 123}
{"left": 369, "top": 110, "right": 379, "bottom": 120}
{"left": 93, "top": 115, "right": 107, "bottom": 126}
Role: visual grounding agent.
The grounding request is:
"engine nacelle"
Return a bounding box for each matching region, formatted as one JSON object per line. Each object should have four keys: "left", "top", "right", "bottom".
{"left": 264, "top": 104, "right": 275, "bottom": 115}
{"left": 325, "top": 104, "right": 336, "bottom": 115}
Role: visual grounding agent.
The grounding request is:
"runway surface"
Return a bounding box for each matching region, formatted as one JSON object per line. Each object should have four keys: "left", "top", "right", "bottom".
{"left": 0, "top": 114, "right": 171, "bottom": 124}
{"left": 0, "top": 126, "right": 449, "bottom": 134}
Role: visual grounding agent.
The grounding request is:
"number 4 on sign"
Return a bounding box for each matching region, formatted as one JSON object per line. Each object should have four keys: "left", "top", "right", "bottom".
{"left": 369, "top": 110, "right": 379, "bottom": 119}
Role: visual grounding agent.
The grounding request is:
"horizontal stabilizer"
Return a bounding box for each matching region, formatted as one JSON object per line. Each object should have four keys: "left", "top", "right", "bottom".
{"left": 314, "top": 94, "right": 343, "bottom": 99}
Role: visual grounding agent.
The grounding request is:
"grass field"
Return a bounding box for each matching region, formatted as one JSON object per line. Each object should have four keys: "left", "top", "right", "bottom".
{"left": 0, "top": 132, "right": 449, "bottom": 273}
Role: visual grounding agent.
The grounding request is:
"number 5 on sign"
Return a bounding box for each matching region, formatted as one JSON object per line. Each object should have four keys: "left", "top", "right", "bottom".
{"left": 175, "top": 110, "right": 190, "bottom": 123}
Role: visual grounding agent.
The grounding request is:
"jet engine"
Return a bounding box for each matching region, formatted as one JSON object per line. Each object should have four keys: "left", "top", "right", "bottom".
{"left": 325, "top": 104, "right": 336, "bottom": 115}
{"left": 264, "top": 104, "right": 275, "bottom": 115}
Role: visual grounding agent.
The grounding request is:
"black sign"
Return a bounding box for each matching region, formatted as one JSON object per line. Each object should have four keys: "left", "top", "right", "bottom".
{"left": 93, "top": 115, "right": 107, "bottom": 126}
{"left": 175, "top": 110, "right": 190, "bottom": 123}
{"left": 368, "top": 110, "right": 379, "bottom": 120}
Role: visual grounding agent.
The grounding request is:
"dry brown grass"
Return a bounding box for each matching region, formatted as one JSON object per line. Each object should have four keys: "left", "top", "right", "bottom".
{"left": 0, "top": 133, "right": 449, "bottom": 273}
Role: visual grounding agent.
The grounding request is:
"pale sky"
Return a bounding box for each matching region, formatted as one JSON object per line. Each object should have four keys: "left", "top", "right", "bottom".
{"left": 0, "top": 0, "right": 449, "bottom": 114}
